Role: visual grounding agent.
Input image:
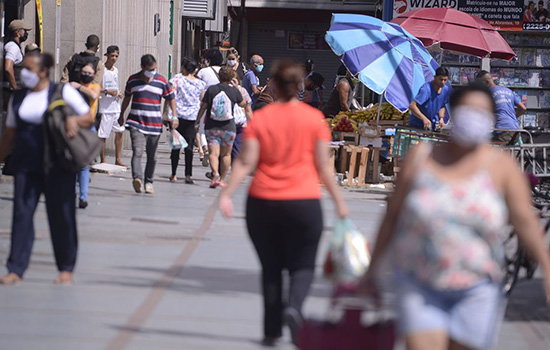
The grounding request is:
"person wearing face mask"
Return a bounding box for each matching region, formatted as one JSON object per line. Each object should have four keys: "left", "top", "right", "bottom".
{"left": 61, "top": 34, "right": 105, "bottom": 85}
{"left": 243, "top": 54, "right": 265, "bottom": 109}
{"left": 3, "top": 20, "right": 31, "bottom": 111}
{"left": 196, "top": 48, "right": 224, "bottom": 167}
{"left": 119, "top": 54, "right": 178, "bottom": 195}
{"left": 0, "top": 52, "right": 93, "bottom": 285}
{"left": 409, "top": 67, "right": 452, "bottom": 131}
{"left": 360, "top": 84, "right": 550, "bottom": 350}
{"left": 225, "top": 48, "right": 248, "bottom": 81}
{"left": 168, "top": 57, "right": 206, "bottom": 184}
{"left": 71, "top": 63, "right": 101, "bottom": 209}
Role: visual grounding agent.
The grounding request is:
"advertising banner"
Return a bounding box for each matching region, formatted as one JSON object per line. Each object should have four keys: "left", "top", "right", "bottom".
{"left": 393, "top": 0, "right": 550, "bottom": 31}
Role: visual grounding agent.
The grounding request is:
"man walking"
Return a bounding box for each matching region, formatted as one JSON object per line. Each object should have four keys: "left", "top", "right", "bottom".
{"left": 98, "top": 45, "right": 126, "bottom": 166}
{"left": 243, "top": 54, "right": 264, "bottom": 109}
{"left": 477, "top": 70, "right": 527, "bottom": 144}
{"left": 61, "top": 34, "right": 105, "bottom": 85}
{"left": 409, "top": 67, "right": 452, "bottom": 131}
{"left": 119, "top": 54, "right": 178, "bottom": 194}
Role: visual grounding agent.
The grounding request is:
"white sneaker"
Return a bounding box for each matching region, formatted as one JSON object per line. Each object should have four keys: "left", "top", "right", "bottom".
{"left": 145, "top": 182, "right": 154, "bottom": 194}
{"left": 133, "top": 178, "right": 142, "bottom": 193}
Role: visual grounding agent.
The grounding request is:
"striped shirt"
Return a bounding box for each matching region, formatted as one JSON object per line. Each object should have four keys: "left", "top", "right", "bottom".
{"left": 124, "top": 72, "right": 175, "bottom": 135}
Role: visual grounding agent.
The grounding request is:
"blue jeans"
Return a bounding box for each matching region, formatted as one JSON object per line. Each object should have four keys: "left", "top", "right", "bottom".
{"left": 76, "top": 125, "right": 95, "bottom": 200}
{"left": 76, "top": 166, "right": 90, "bottom": 200}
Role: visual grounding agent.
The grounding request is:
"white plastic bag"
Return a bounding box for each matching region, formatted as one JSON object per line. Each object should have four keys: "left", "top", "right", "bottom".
{"left": 167, "top": 129, "right": 188, "bottom": 150}
{"left": 323, "top": 218, "right": 371, "bottom": 285}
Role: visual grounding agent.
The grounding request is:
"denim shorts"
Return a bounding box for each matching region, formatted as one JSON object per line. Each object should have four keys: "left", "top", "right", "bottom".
{"left": 395, "top": 272, "right": 506, "bottom": 349}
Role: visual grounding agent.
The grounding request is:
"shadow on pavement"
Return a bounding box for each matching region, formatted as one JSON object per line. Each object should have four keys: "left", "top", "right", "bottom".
{"left": 88, "top": 265, "right": 332, "bottom": 298}
{"left": 110, "top": 325, "right": 265, "bottom": 346}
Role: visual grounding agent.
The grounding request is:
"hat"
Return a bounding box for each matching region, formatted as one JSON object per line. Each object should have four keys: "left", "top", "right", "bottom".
{"left": 105, "top": 45, "right": 120, "bottom": 55}
{"left": 25, "top": 43, "right": 39, "bottom": 53}
{"left": 309, "top": 72, "right": 325, "bottom": 90}
{"left": 9, "top": 20, "right": 32, "bottom": 32}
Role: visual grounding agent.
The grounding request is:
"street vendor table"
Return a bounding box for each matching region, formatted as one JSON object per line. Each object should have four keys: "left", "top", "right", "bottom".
{"left": 339, "top": 145, "right": 384, "bottom": 186}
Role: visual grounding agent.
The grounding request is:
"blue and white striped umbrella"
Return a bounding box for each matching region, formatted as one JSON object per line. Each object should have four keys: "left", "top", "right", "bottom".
{"left": 325, "top": 14, "right": 440, "bottom": 113}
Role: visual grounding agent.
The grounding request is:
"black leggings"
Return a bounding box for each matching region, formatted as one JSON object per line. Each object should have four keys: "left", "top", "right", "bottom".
{"left": 246, "top": 196, "right": 323, "bottom": 338}
{"left": 171, "top": 119, "right": 196, "bottom": 177}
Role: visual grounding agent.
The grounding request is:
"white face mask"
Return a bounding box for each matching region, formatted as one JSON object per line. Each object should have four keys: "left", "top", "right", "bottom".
{"left": 451, "top": 105, "right": 494, "bottom": 147}
{"left": 227, "top": 59, "right": 237, "bottom": 67}
{"left": 143, "top": 69, "right": 156, "bottom": 78}
{"left": 204, "top": 59, "right": 210, "bottom": 67}
{"left": 20, "top": 68, "right": 40, "bottom": 89}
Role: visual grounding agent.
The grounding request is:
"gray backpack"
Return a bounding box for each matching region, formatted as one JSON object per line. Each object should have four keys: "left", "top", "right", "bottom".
{"left": 44, "top": 83, "right": 101, "bottom": 172}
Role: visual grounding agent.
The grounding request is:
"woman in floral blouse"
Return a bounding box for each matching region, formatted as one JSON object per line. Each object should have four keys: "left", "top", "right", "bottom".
{"left": 362, "top": 84, "right": 550, "bottom": 350}
{"left": 168, "top": 57, "right": 206, "bottom": 184}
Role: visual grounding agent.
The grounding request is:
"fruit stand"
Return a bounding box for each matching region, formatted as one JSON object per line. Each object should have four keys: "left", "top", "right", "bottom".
{"left": 328, "top": 103, "right": 410, "bottom": 186}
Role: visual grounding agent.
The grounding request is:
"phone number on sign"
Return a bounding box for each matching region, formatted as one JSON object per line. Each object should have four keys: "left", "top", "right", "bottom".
{"left": 523, "top": 22, "right": 550, "bottom": 31}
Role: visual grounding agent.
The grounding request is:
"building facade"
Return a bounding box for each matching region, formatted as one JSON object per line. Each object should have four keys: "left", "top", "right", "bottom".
{"left": 231, "top": 0, "right": 378, "bottom": 100}
{"left": 1, "top": 0, "right": 228, "bottom": 149}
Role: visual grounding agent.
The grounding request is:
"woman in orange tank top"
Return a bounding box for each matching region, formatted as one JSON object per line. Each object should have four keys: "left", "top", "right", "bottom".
{"left": 219, "top": 60, "right": 348, "bottom": 346}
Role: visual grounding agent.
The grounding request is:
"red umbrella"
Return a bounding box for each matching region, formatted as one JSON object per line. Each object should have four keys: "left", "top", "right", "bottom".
{"left": 391, "top": 8, "right": 515, "bottom": 60}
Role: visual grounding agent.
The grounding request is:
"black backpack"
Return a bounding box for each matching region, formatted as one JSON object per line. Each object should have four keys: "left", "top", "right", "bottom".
{"left": 68, "top": 51, "right": 100, "bottom": 82}
{"left": 43, "top": 83, "right": 101, "bottom": 173}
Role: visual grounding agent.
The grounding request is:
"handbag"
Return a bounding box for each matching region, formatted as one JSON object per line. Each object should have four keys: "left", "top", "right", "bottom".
{"left": 43, "top": 83, "right": 101, "bottom": 173}
{"left": 299, "top": 297, "right": 395, "bottom": 350}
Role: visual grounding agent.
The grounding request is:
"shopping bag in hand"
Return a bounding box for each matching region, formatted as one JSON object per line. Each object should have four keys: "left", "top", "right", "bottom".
{"left": 167, "top": 129, "right": 188, "bottom": 150}
{"left": 323, "top": 218, "right": 370, "bottom": 285}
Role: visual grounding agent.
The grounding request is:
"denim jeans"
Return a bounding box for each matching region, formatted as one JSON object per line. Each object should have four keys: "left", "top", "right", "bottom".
{"left": 76, "top": 166, "right": 90, "bottom": 200}
{"left": 75, "top": 125, "right": 96, "bottom": 201}
{"left": 130, "top": 128, "right": 160, "bottom": 184}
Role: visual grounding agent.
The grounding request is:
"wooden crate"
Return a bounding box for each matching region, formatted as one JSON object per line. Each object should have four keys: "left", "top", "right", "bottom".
{"left": 340, "top": 145, "right": 384, "bottom": 185}
{"left": 333, "top": 131, "right": 360, "bottom": 145}
{"left": 329, "top": 145, "right": 339, "bottom": 173}
{"left": 344, "top": 145, "right": 370, "bottom": 187}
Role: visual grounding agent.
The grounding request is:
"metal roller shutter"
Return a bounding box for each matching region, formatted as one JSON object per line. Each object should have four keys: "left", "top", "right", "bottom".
{"left": 248, "top": 21, "right": 343, "bottom": 101}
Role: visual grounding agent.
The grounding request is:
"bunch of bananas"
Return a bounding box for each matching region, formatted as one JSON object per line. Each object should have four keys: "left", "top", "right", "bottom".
{"left": 333, "top": 103, "right": 410, "bottom": 123}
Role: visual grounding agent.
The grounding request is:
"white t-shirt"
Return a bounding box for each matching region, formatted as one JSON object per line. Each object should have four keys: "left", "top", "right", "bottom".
{"left": 99, "top": 66, "right": 121, "bottom": 113}
{"left": 197, "top": 66, "right": 221, "bottom": 89}
{"left": 4, "top": 41, "right": 23, "bottom": 65}
{"left": 6, "top": 84, "right": 90, "bottom": 128}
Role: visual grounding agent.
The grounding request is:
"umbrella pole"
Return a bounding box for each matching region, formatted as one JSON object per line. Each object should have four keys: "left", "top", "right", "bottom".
{"left": 439, "top": 49, "right": 444, "bottom": 66}
{"left": 376, "top": 95, "right": 383, "bottom": 125}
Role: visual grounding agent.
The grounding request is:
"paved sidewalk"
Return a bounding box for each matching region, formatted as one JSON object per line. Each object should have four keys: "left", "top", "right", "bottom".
{"left": 0, "top": 144, "right": 548, "bottom": 350}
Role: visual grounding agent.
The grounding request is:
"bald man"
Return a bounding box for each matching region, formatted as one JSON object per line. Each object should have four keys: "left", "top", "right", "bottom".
{"left": 243, "top": 54, "right": 264, "bottom": 108}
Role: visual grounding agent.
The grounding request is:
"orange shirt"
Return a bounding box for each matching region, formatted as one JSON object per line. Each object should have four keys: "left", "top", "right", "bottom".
{"left": 244, "top": 101, "right": 331, "bottom": 201}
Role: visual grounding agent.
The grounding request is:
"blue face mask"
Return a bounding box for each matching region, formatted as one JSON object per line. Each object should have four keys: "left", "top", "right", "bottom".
{"left": 256, "top": 64, "right": 264, "bottom": 73}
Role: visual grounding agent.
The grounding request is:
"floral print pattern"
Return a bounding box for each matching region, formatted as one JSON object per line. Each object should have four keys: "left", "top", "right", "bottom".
{"left": 169, "top": 74, "right": 206, "bottom": 121}
{"left": 393, "top": 158, "right": 509, "bottom": 290}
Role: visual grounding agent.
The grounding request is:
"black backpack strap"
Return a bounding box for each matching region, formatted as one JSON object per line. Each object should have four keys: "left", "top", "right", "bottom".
{"left": 211, "top": 66, "right": 220, "bottom": 82}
